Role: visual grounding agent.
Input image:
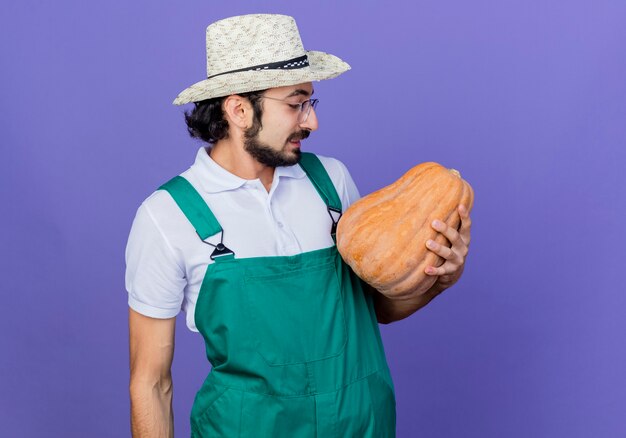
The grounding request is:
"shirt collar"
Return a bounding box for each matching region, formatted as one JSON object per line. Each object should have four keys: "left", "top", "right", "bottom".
{"left": 275, "top": 160, "right": 306, "bottom": 180}
{"left": 189, "top": 147, "right": 306, "bottom": 194}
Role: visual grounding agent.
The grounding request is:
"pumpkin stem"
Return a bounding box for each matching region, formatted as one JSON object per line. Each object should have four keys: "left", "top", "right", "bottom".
{"left": 449, "top": 168, "right": 461, "bottom": 178}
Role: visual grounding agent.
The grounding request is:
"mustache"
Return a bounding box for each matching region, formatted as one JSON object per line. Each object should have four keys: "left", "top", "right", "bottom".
{"left": 287, "top": 130, "right": 311, "bottom": 142}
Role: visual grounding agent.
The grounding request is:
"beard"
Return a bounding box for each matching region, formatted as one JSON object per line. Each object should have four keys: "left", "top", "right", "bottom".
{"left": 244, "top": 127, "right": 310, "bottom": 167}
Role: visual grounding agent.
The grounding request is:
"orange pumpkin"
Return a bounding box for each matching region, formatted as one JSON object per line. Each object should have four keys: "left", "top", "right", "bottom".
{"left": 336, "top": 162, "right": 474, "bottom": 298}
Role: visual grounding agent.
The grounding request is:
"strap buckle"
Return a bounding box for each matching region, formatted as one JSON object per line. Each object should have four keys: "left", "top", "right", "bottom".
{"left": 210, "top": 243, "right": 235, "bottom": 260}
{"left": 327, "top": 207, "right": 342, "bottom": 236}
{"left": 196, "top": 231, "right": 236, "bottom": 260}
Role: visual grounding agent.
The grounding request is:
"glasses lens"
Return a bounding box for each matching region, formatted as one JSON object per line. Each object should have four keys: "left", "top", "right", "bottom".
{"left": 299, "top": 99, "right": 317, "bottom": 123}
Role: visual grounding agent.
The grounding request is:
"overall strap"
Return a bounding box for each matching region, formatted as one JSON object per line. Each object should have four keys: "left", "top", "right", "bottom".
{"left": 299, "top": 153, "right": 343, "bottom": 240}
{"left": 159, "top": 176, "right": 234, "bottom": 260}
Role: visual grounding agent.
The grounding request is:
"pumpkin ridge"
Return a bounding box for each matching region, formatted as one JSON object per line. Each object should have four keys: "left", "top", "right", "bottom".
{"left": 342, "top": 163, "right": 441, "bottom": 227}
{"left": 370, "top": 177, "right": 453, "bottom": 287}
{"left": 381, "top": 180, "right": 458, "bottom": 290}
{"left": 383, "top": 181, "right": 464, "bottom": 295}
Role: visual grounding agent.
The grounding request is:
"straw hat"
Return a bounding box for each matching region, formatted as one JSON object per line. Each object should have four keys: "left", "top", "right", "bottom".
{"left": 173, "top": 14, "right": 351, "bottom": 105}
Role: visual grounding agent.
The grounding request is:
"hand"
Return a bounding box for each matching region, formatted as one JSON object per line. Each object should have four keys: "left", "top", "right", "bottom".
{"left": 424, "top": 204, "right": 472, "bottom": 290}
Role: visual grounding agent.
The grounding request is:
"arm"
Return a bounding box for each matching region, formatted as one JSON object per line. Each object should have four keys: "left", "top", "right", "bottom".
{"left": 129, "top": 308, "right": 176, "bottom": 437}
{"left": 373, "top": 205, "right": 472, "bottom": 324}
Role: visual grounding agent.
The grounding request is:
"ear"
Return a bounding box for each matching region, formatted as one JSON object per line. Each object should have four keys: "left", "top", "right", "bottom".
{"left": 222, "top": 95, "right": 253, "bottom": 130}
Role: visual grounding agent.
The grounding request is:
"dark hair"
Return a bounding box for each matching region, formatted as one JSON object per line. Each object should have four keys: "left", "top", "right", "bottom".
{"left": 184, "top": 90, "right": 266, "bottom": 144}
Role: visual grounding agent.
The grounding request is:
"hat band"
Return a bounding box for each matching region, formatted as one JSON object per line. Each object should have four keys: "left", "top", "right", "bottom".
{"left": 207, "top": 55, "right": 309, "bottom": 79}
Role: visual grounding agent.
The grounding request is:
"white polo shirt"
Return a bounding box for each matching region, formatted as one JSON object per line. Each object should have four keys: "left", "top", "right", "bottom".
{"left": 125, "top": 147, "right": 361, "bottom": 331}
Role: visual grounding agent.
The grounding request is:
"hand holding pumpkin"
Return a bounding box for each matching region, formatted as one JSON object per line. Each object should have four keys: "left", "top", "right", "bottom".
{"left": 423, "top": 204, "right": 472, "bottom": 291}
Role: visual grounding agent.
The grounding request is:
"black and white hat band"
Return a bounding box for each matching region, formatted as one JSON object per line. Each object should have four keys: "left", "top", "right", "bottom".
{"left": 207, "top": 55, "right": 310, "bottom": 79}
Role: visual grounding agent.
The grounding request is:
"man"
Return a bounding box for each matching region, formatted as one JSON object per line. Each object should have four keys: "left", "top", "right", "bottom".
{"left": 126, "top": 14, "right": 471, "bottom": 437}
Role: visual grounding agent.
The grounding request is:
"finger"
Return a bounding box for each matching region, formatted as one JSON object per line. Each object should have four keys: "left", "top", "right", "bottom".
{"left": 424, "top": 265, "right": 443, "bottom": 276}
{"left": 458, "top": 206, "right": 472, "bottom": 245}
{"left": 424, "top": 261, "right": 456, "bottom": 276}
{"left": 459, "top": 208, "right": 472, "bottom": 230}
{"left": 459, "top": 204, "right": 470, "bottom": 218}
{"left": 431, "top": 219, "right": 462, "bottom": 247}
{"left": 426, "top": 239, "right": 456, "bottom": 261}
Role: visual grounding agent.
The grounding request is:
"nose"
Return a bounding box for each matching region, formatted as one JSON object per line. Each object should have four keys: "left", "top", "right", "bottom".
{"left": 300, "top": 106, "right": 319, "bottom": 131}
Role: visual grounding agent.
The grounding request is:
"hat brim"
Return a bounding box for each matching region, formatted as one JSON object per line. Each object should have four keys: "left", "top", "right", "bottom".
{"left": 172, "top": 51, "right": 350, "bottom": 105}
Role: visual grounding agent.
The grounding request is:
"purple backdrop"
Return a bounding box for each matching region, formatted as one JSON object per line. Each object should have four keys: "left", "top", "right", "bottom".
{"left": 2, "top": 0, "right": 625, "bottom": 436}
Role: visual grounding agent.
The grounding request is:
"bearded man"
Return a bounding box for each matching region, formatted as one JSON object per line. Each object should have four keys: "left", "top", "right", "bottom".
{"left": 126, "top": 14, "right": 471, "bottom": 437}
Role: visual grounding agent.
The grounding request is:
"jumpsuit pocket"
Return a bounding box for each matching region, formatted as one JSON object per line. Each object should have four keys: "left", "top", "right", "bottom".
{"left": 244, "top": 262, "right": 347, "bottom": 365}
{"left": 191, "top": 385, "right": 242, "bottom": 437}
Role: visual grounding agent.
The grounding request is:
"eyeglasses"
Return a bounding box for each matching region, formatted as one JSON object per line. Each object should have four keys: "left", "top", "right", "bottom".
{"left": 260, "top": 95, "right": 319, "bottom": 123}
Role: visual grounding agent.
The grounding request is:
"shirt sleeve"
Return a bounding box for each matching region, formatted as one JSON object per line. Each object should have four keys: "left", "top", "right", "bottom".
{"left": 125, "top": 202, "right": 186, "bottom": 319}
{"left": 335, "top": 159, "right": 361, "bottom": 209}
